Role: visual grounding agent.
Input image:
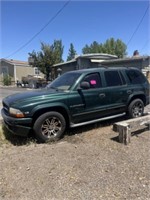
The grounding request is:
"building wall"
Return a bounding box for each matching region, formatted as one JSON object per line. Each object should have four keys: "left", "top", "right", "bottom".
{"left": 52, "top": 62, "right": 77, "bottom": 80}
{"left": 0, "top": 60, "right": 44, "bottom": 85}
{"left": 77, "top": 58, "right": 92, "bottom": 69}
{"left": 16, "top": 65, "right": 35, "bottom": 81}
{"left": 142, "top": 57, "right": 150, "bottom": 68}
{"left": 101, "top": 60, "right": 143, "bottom": 70}
{"left": 61, "top": 62, "right": 77, "bottom": 74}
{"left": 101, "top": 57, "right": 149, "bottom": 70}
{"left": 0, "top": 61, "right": 14, "bottom": 85}
{"left": 51, "top": 56, "right": 150, "bottom": 82}
{"left": 53, "top": 58, "right": 98, "bottom": 79}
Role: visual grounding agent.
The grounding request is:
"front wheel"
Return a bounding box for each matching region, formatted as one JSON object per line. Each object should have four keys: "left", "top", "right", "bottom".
{"left": 128, "top": 99, "right": 144, "bottom": 118}
{"left": 33, "top": 111, "right": 66, "bottom": 143}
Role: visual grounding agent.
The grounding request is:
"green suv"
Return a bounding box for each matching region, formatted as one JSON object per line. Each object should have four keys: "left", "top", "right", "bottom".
{"left": 1, "top": 67, "right": 149, "bottom": 142}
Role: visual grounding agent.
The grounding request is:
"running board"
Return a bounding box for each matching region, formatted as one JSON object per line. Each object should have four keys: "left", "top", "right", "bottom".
{"left": 70, "top": 113, "right": 126, "bottom": 128}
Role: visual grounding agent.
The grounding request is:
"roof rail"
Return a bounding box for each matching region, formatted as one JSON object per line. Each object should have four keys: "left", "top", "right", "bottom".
{"left": 98, "top": 64, "right": 108, "bottom": 68}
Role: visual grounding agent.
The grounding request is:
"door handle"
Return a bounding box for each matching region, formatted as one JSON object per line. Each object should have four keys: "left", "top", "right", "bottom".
{"left": 99, "top": 93, "right": 105, "bottom": 98}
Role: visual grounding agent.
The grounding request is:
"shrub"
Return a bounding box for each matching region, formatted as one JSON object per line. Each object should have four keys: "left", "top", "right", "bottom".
{"left": 3, "top": 75, "right": 12, "bottom": 85}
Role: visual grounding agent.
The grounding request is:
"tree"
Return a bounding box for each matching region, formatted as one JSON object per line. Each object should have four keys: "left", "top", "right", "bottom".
{"left": 82, "top": 38, "right": 127, "bottom": 58}
{"left": 53, "top": 40, "right": 64, "bottom": 63}
{"left": 90, "top": 41, "right": 103, "bottom": 53}
{"left": 67, "top": 43, "right": 77, "bottom": 61}
{"left": 82, "top": 44, "right": 91, "bottom": 54}
{"left": 103, "top": 38, "right": 116, "bottom": 55}
{"left": 114, "top": 39, "right": 127, "bottom": 58}
{"left": 3, "top": 75, "right": 11, "bottom": 86}
{"left": 29, "top": 40, "right": 64, "bottom": 81}
{"left": 82, "top": 41, "right": 104, "bottom": 54}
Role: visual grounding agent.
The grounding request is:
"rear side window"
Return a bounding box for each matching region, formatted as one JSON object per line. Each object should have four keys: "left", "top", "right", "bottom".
{"left": 105, "top": 71, "right": 122, "bottom": 86}
{"left": 126, "top": 70, "right": 146, "bottom": 84}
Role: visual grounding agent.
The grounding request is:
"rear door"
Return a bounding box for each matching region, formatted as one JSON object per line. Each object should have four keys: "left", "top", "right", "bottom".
{"left": 102, "top": 69, "right": 130, "bottom": 111}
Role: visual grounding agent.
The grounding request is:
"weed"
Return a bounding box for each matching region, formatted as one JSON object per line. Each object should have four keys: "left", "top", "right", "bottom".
{"left": 0, "top": 124, "right": 37, "bottom": 146}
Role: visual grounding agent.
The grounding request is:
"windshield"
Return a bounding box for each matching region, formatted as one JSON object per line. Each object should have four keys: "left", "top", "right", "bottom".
{"left": 47, "top": 72, "right": 81, "bottom": 91}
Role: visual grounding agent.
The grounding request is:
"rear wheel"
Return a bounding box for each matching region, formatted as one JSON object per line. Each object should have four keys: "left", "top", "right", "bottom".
{"left": 33, "top": 111, "right": 66, "bottom": 143}
{"left": 128, "top": 99, "right": 144, "bottom": 118}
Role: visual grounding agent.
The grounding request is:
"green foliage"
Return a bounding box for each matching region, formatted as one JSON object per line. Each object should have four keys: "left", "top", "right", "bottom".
{"left": 115, "top": 39, "right": 127, "bottom": 58}
{"left": 29, "top": 38, "right": 127, "bottom": 80}
{"left": 67, "top": 43, "right": 77, "bottom": 61}
{"left": 29, "top": 40, "right": 64, "bottom": 81}
{"left": 3, "top": 75, "right": 11, "bottom": 86}
{"left": 53, "top": 40, "right": 64, "bottom": 63}
{"left": 82, "top": 38, "right": 127, "bottom": 58}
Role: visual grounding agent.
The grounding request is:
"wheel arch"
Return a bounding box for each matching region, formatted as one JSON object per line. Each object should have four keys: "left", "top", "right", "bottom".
{"left": 127, "top": 94, "right": 146, "bottom": 107}
{"left": 32, "top": 106, "right": 70, "bottom": 128}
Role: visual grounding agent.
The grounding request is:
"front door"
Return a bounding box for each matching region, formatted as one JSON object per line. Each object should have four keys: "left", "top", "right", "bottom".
{"left": 69, "top": 72, "right": 109, "bottom": 124}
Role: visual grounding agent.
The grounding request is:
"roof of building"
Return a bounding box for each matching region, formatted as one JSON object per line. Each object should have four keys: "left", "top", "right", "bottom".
{"left": 0, "top": 58, "right": 29, "bottom": 66}
{"left": 53, "top": 53, "right": 118, "bottom": 67}
{"left": 100, "top": 55, "right": 150, "bottom": 64}
{"left": 76, "top": 53, "right": 118, "bottom": 59}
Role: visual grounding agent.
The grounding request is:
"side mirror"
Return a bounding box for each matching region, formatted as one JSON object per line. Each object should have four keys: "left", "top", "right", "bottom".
{"left": 80, "top": 81, "right": 90, "bottom": 90}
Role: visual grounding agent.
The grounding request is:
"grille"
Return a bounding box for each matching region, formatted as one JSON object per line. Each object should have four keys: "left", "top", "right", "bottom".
{"left": 2, "top": 102, "right": 9, "bottom": 114}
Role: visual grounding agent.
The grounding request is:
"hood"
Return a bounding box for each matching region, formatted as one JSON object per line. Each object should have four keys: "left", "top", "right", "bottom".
{"left": 3, "top": 88, "right": 67, "bottom": 107}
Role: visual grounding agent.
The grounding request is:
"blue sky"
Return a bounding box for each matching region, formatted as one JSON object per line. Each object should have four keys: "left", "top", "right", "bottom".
{"left": 1, "top": 1, "right": 149, "bottom": 61}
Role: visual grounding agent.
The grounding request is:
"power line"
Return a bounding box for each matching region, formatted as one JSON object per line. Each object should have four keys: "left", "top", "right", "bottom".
{"left": 127, "top": 4, "right": 149, "bottom": 47}
{"left": 140, "top": 39, "right": 150, "bottom": 53}
{"left": 5, "top": 0, "right": 71, "bottom": 59}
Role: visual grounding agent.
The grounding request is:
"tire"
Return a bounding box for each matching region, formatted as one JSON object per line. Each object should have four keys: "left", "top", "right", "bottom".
{"left": 128, "top": 99, "right": 144, "bottom": 118}
{"left": 33, "top": 111, "right": 66, "bottom": 143}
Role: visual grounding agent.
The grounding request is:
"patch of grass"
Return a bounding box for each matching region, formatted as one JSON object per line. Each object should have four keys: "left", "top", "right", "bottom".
{"left": 0, "top": 124, "right": 37, "bottom": 146}
{"left": 0, "top": 125, "right": 10, "bottom": 146}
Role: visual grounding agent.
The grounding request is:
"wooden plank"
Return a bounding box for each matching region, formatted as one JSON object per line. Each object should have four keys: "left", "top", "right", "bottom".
{"left": 113, "top": 113, "right": 150, "bottom": 145}
{"left": 114, "top": 114, "right": 150, "bottom": 132}
{"left": 118, "top": 124, "right": 131, "bottom": 145}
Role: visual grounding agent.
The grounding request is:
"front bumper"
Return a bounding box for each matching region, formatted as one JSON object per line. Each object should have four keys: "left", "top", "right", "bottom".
{"left": 1, "top": 108, "right": 32, "bottom": 137}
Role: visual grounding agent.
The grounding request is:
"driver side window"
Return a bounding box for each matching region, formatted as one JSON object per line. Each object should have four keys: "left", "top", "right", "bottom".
{"left": 82, "top": 73, "right": 102, "bottom": 89}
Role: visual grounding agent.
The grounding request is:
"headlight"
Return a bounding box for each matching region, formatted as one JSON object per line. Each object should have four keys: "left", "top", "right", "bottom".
{"left": 9, "top": 107, "right": 25, "bottom": 118}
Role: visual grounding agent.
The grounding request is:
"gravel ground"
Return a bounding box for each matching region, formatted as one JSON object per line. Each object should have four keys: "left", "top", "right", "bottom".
{"left": 0, "top": 109, "right": 150, "bottom": 200}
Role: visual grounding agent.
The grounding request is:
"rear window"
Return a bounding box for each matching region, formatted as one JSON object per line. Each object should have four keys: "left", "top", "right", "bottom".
{"left": 126, "top": 69, "right": 146, "bottom": 84}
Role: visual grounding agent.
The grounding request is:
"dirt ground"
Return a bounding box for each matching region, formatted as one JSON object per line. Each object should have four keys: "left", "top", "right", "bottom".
{"left": 0, "top": 113, "right": 150, "bottom": 200}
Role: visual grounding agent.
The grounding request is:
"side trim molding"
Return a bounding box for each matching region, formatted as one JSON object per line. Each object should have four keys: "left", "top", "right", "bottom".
{"left": 70, "top": 113, "right": 126, "bottom": 128}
